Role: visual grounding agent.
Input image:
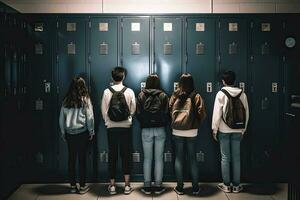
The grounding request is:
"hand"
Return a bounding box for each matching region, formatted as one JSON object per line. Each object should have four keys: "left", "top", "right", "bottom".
{"left": 89, "top": 134, "right": 94, "bottom": 141}
{"left": 61, "top": 134, "right": 66, "bottom": 142}
{"left": 212, "top": 132, "right": 218, "bottom": 142}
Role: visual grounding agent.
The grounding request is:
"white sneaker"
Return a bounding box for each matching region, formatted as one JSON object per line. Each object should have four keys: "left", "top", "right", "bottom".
{"left": 217, "top": 183, "right": 231, "bottom": 193}
{"left": 232, "top": 185, "right": 243, "bottom": 193}
{"left": 124, "top": 185, "right": 133, "bottom": 195}
{"left": 108, "top": 185, "right": 117, "bottom": 195}
{"left": 70, "top": 185, "right": 77, "bottom": 193}
{"left": 79, "top": 185, "right": 90, "bottom": 194}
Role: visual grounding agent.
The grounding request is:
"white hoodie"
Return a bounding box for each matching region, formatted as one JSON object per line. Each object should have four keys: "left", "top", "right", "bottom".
{"left": 212, "top": 86, "right": 249, "bottom": 134}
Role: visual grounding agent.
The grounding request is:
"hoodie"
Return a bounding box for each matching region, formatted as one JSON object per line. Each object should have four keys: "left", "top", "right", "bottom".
{"left": 212, "top": 86, "right": 249, "bottom": 134}
{"left": 136, "top": 89, "right": 169, "bottom": 128}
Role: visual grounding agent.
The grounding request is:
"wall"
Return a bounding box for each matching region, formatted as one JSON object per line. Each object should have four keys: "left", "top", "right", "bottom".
{"left": 1, "top": 0, "right": 300, "bottom": 14}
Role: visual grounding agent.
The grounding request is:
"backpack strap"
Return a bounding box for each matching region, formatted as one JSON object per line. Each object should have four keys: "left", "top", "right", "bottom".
{"left": 120, "top": 86, "right": 127, "bottom": 93}
{"left": 221, "top": 89, "right": 232, "bottom": 99}
{"left": 108, "top": 86, "right": 116, "bottom": 94}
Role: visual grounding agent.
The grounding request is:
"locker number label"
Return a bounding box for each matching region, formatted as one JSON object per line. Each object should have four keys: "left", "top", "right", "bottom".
{"left": 196, "top": 23, "right": 205, "bottom": 32}
{"left": 272, "top": 82, "right": 278, "bottom": 93}
{"left": 207, "top": 82, "right": 212, "bottom": 93}
{"left": 99, "top": 23, "right": 109, "bottom": 31}
{"left": 131, "top": 23, "right": 140, "bottom": 32}
{"left": 261, "top": 23, "right": 271, "bottom": 32}
{"left": 163, "top": 23, "right": 172, "bottom": 32}
{"left": 229, "top": 23, "right": 238, "bottom": 32}
{"left": 67, "top": 23, "right": 76, "bottom": 32}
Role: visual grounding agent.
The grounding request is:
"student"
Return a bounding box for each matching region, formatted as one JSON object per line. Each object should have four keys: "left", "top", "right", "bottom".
{"left": 101, "top": 66, "right": 136, "bottom": 195}
{"left": 136, "top": 74, "right": 169, "bottom": 195}
{"left": 59, "top": 76, "right": 94, "bottom": 194}
{"left": 212, "top": 70, "right": 249, "bottom": 193}
{"left": 169, "top": 73, "right": 206, "bottom": 195}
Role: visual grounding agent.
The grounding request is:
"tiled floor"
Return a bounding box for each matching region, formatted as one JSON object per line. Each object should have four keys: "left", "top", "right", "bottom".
{"left": 8, "top": 182, "right": 287, "bottom": 200}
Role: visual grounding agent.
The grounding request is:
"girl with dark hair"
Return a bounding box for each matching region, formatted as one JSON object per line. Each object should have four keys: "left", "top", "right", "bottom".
{"left": 169, "top": 73, "right": 206, "bottom": 195}
{"left": 59, "top": 76, "right": 94, "bottom": 194}
{"left": 136, "top": 74, "right": 169, "bottom": 195}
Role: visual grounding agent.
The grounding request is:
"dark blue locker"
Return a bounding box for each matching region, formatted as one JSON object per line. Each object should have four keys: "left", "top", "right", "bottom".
{"left": 186, "top": 17, "right": 219, "bottom": 180}
{"left": 154, "top": 17, "right": 183, "bottom": 179}
{"left": 219, "top": 18, "right": 248, "bottom": 89}
{"left": 154, "top": 17, "right": 183, "bottom": 95}
{"left": 90, "top": 17, "right": 118, "bottom": 180}
{"left": 57, "top": 17, "right": 91, "bottom": 179}
{"left": 121, "top": 17, "right": 150, "bottom": 177}
{"left": 250, "top": 18, "right": 282, "bottom": 179}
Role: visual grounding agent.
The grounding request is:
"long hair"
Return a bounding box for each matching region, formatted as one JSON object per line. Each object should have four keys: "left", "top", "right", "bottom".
{"left": 177, "top": 73, "right": 195, "bottom": 100}
{"left": 63, "top": 76, "right": 89, "bottom": 108}
{"left": 145, "top": 74, "right": 161, "bottom": 90}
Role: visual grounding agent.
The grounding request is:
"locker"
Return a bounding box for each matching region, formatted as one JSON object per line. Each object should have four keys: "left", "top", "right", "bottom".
{"left": 57, "top": 17, "right": 90, "bottom": 179}
{"left": 250, "top": 18, "right": 282, "bottom": 180}
{"left": 90, "top": 17, "right": 118, "bottom": 180}
{"left": 219, "top": 18, "right": 248, "bottom": 88}
{"left": 121, "top": 17, "right": 150, "bottom": 177}
{"left": 186, "top": 17, "right": 219, "bottom": 180}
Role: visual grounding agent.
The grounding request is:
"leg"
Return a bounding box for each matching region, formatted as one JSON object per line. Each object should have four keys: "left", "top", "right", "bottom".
{"left": 120, "top": 128, "right": 132, "bottom": 186}
{"left": 78, "top": 132, "right": 89, "bottom": 187}
{"left": 107, "top": 129, "right": 118, "bottom": 185}
{"left": 186, "top": 137, "right": 199, "bottom": 191}
{"left": 154, "top": 127, "right": 166, "bottom": 187}
{"left": 218, "top": 132, "right": 231, "bottom": 186}
{"left": 173, "top": 136, "right": 185, "bottom": 190}
{"left": 141, "top": 128, "right": 154, "bottom": 187}
{"left": 66, "top": 134, "right": 77, "bottom": 186}
{"left": 231, "top": 133, "right": 242, "bottom": 186}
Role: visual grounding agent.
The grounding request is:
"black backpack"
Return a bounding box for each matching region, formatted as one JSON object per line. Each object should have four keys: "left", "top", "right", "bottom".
{"left": 108, "top": 86, "right": 130, "bottom": 122}
{"left": 143, "top": 92, "right": 162, "bottom": 114}
{"left": 221, "top": 89, "right": 246, "bottom": 129}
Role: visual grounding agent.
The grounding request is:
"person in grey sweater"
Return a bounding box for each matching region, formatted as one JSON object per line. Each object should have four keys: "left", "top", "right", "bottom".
{"left": 59, "top": 76, "right": 94, "bottom": 194}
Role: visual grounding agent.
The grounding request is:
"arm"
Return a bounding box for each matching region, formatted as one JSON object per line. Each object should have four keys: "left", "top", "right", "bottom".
{"left": 86, "top": 98, "right": 95, "bottom": 136}
{"left": 194, "top": 94, "right": 206, "bottom": 120}
{"left": 101, "top": 90, "right": 109, "bottom": 124}
{"left": 59, "top": 106, "right": 66, "bottom": 138}
{"left": 243, "top": 93, "right": 249, "bottom": 134}
{"left": 130, "top": 90, "right": 136, "bottom": 116}
{"left": 169, "top": 94, "right": 176, "bottom": 116}
{"left": 212, "top": 92, "right": 224, "bottom": 134}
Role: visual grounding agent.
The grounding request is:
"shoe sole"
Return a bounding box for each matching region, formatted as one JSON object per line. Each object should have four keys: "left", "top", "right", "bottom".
{"left": 124, "top": 188, "right": 133, "bottom": 195}
{"left": 217, "top": 186, "right": 231, "bottom": 193}
{"left": 173, "top": 188, "right": 184, "bottom": 195}
{"left": 142, "top": 191, "right": 151, "bottom": 195}
{"left": 79, "top": 188, "right": 90, "bottom": 194}
{"left": 154, "top": 189, "right": 166, "bottom": 195}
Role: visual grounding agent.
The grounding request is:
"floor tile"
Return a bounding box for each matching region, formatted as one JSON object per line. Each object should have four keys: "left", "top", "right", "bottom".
{"left": 271, "top": 184, "right": 288, "bottom": 200}
{"left": 8, "top": 184, "right": 40, "bottom": 200}
{"left": 153, "top": 182, "right": 178, "bottom": 200}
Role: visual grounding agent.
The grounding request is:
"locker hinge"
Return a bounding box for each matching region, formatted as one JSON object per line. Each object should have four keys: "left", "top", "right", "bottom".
{"left": 89, "top": 21, "right": 91, "bottom": 28}
{"left": 56, "top": 86, "right": 60, "bottom": 94}
{"left": 56, "top": 55, "right": 59, "bottom": 63}
{"left": 250, "top": 22, "right": 254, "bottom": 29}
{"left": 88, "top": 55, "right": 91, "bottom": 63}
{"left": 250, "top": 55, "right": 254, "bottom": 63}
{"left": 218, "top": 21, "right": 221, "bottom": 29}
{"left": 56, "top": 21, "right": 59, "bottom": 28}
{"left": 282, "top": 55, "right": 286, "bottom": 62}
{"left": 218, "top": 54, "right": 221, "bottom": 63}
{"left": 121, "top": 22, "right": 123, "bottom": 29}
{"left": 283, "top": 86, "right": 286, "bottom": 94}
{"left": 185, "top": 21, "right": 188, "bottom": 29}
{"left": 185, "top": 53, "right": 188, "bottom": 65}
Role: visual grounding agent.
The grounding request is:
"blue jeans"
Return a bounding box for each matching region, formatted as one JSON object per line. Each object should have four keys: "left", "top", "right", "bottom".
{"left": 218, "top": 132, "right": 242, "bottom": 186}
{"left": 142, "top": 127, "right": 166, "bottom": 187}
{"left": 173, "top": 135, "right": 199, "bottom": 190}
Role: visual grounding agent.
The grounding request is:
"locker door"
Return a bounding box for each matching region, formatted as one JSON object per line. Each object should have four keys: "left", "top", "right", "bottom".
{"left": 219, "top": 18, "right": 248, "bottom": 89}
{"left": 57, "top": 17, "right": 89, "bottom": 177}
{"left": 90, "top": 17, "right": 118, "bottom": 180}
{"left": 31, "top": 18, "right": 58, "bottom": 178}
{"left": 250, "top": 18, "right": 282, "bottom": 180}
{"left": 154, "top": 17, "right": 182, "bottom": 178}
{"left": 186, "top": 17, "right": 219, "bottom": 179}
{"left": 154, "top": 17, "right": 182, "bottom": 95}
{"left": 121, "top": 17, "right": 150, "bottom": 177}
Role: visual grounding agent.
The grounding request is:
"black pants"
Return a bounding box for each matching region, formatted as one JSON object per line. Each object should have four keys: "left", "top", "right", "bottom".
{"left": 107, "top": 128, "right": 132, "bottom": 179}
{"left": 66, "top": 131, "right": 89, "bottom": 187}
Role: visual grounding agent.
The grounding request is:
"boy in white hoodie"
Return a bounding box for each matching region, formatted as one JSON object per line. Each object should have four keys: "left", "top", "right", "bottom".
{"left": 212, "top": 71, "right": 249, "bottom": 193}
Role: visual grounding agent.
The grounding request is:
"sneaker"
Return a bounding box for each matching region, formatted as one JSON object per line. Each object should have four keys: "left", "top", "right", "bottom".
{"left": 232, "top": 185, "right": 243, "bottom": 193}
{"left": 141, "top": 187, "right": 152, "bottom": 195}
{"left": 70, "top": 185, "right": 77, "bottom": 193}
{"left": 192, "top": 187, "right": 201, "bottom": 195}
{"left": 154, "top": 186, "right": 166, "bottom": 194}
{"left": 217, "top": 183, "right": 231, "bottom": 193}
{"left": 108, "top": 185, "right": 117, "bottom": 195}
{"left": 124, "top": 185, "right": 133, "bottom": 195}
{"left": 79, "top": 185, "right": 90, "bottom": 194}
{"left": 174, "top": 186, "right": 184, "bottom": 195}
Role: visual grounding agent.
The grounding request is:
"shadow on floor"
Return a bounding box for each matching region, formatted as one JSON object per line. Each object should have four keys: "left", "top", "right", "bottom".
{"left": 243, "top": 183, "right": 284, "bottom": 195}
{"left": 32, "top": 184, "right": 99, "bottom": 196}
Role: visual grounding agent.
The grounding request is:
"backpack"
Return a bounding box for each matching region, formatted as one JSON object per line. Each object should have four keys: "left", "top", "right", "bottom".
{"left": 143, "top": 92, "right": 162, "bottom": 114}
{"left": 171, "top": 91, "right": 199, "bottom": 130}
{"left": 221, "top": 89, "right": 246, "bottom": 129}
{"left": 108, "top": 86, "right": 130, "bottom": 122}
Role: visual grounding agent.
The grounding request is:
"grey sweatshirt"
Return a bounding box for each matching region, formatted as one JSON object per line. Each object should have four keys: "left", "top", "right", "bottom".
{"left": 59, "top": 98, "right": 95, "bottom": 136}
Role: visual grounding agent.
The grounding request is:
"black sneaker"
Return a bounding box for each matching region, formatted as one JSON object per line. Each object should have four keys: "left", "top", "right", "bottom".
{"left": 192, "top": 186, "right": 201, "bottom": 195}
{"left": 174, "top": 186, "right": 184, "bottom": 195}
{"left": 154, "top": 186, "right": 166, "bottom": 194}
{"left": 141, "top": 187, "right": 152, "bottom": 195}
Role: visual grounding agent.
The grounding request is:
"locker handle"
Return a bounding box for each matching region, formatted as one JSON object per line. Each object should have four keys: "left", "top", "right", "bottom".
{"left": 285, "top": 113, "right": 296, "bottom": 117}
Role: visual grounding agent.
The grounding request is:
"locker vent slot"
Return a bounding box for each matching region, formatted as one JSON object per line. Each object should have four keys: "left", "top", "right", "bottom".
{"left": 67, "top": 23, "right": 76, "bottom": 32}
{"left": 35, "top": 43, "right": 43, "bottom": 55}
{"left": 131, "top": 42, "right": 140, "bottom": 55}
{"left": 261, "top": 42, "right": 270, "bottom": 55}
{"left": 100, "top": 42, "right": 108, "bottom": 55}
{"left": 164, "top": 42, "right": 172, "bottom": 55}
{"left": 67, "top": 42, "right": 76, "bottom": 55}
{"left": 196, "top": 42, "right": 205, "bottom": 55}
{"left": 229, "top": 42, "right": 238, "bottom": 55}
